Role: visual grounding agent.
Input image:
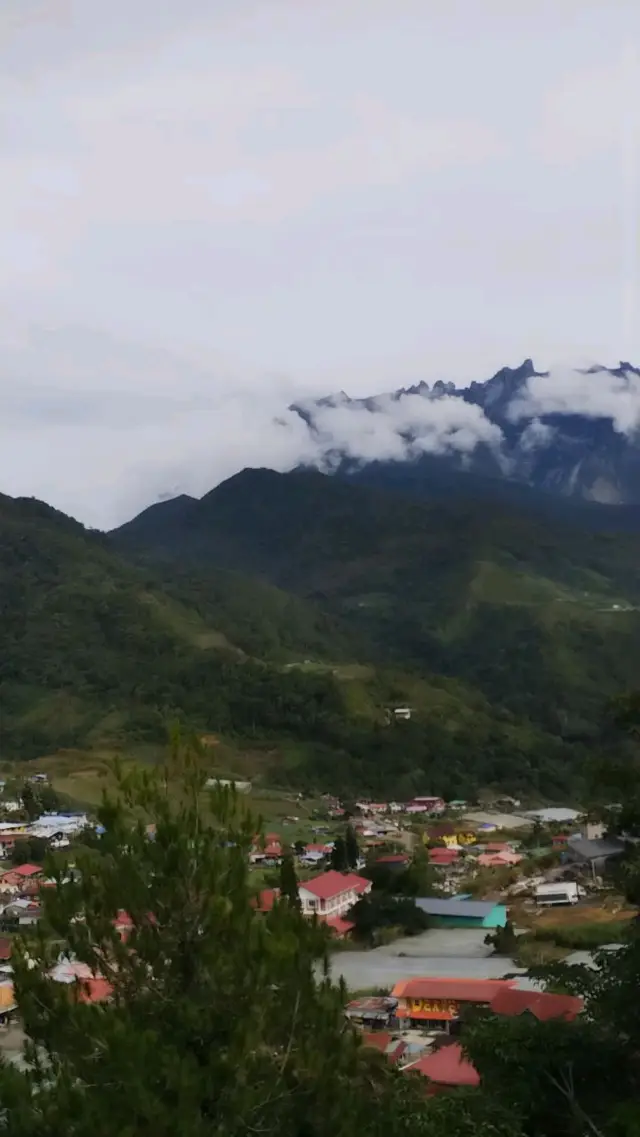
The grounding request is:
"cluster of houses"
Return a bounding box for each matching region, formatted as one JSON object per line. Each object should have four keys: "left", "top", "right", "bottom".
{"left": 346, "top": 978, "right": 584, "bottom": 1091}
{"left": 0, "top": 810, "right": 91, "bottom": 859}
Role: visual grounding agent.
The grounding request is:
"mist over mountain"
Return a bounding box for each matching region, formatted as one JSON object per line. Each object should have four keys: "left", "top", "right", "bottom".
{"left": 292, "top": 359, "right": 640, "bottom": 507}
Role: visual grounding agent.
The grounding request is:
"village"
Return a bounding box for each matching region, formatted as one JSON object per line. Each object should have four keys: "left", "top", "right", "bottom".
{"left": 0, "top": 776, "right": 636, "bottom": 1089}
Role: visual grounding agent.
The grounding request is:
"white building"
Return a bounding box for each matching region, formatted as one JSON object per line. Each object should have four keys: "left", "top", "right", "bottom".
{"left": 298, "top": 870, "right": 371, "bottom": 918}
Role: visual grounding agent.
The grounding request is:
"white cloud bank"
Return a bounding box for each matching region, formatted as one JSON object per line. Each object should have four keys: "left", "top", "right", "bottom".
{"left": 307, "top": 392, "right": 503, "bottom": 467}
{"left": 510, "top": 366, "right": 640, "bottom": 434}
{"left": 0, "top": 326, "right": 505, "bottom": 528}
{"left": 7, "top": 320, "right": 640, "bottom": 531}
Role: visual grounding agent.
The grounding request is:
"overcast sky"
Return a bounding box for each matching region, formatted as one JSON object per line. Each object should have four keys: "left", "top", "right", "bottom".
{"left": 2, "top": 0, "right": 640, "bottom": 527}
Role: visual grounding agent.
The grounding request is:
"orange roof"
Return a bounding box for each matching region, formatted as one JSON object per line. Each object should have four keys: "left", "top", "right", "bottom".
{"left": 0, "top": 985, "right": 16, "bottom": 1010}
{"left": 75, "top": 977, "right": 113, "bottom": 1004}
{"left": 362, "top": 1031, "right": 393, "bottom": 1052}
{"left": 10, "top": 864, "right": 42, "bottom": 878}
{"left": 477, "top": 852, "right": 522, "bottom": 867}
{"left": 406, "top": 1042, "right": 479, "bottom": 1086}
{"left": 490, "top": 987, "right": 583, "bottom": 1022}
{"left": 254, "top": 888, "right": 280, "bottom": 912}
{"left": 322, "top": 915, "right": 355, "bottom": 937}
{"left": 393, "top": 978, "right": 515, "bottom": 1003}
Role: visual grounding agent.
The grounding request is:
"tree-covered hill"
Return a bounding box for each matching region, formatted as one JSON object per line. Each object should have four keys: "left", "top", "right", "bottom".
{"left": 0, "top": 488, "right": 590, "bottom": 800}
{"left": 113, "top": 468, "right": 640, "bottom": 738}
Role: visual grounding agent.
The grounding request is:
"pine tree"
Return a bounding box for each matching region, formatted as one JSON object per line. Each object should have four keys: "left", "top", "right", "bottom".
{"left": 1, "top": 735, "right": 431, "bottom": 1137}
{"left": 330, "top": 835, "right": 349, "bottom": 872}
{"left": 278, "top": 851, "right": 301, "bottom": 909}
{"left": 345, "top": 824, "right": 359, "bottom": 869}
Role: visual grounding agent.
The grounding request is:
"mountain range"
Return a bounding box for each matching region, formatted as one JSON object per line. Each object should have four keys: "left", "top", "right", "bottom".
{"left": 4, "top": 366, "right": 640, "bottom": 802}
{"left": 289, "top": 359, "right": 640, "bottom": 516}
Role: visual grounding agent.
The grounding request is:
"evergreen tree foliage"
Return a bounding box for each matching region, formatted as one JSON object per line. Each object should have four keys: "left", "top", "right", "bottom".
{"left": 329, "top": 836, "right": 349, "bottom": 873}
{"left": 278, "top": 851, "right": 301, "bottom": 910}
{"left": 0, "top": 735, "right": 429, "bottom": 1137}
{"left": 345, "top": 825, "right": 359, "bottom": 869}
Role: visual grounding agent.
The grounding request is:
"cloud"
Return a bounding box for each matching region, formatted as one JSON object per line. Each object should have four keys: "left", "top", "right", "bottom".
{"left": 0, "top": 323, "right": 506, "bottom": 528}
{"left": 517, "top": 418, "right": 556, "bottom": 452}
{"left": 0, "top": 325, "right": 321, "bottom": 529}
{"left": 509, "top": 367, "right": 640, "bottom": 434}
{"left": 306, "top": 391, "right": 503, "bottom": 468}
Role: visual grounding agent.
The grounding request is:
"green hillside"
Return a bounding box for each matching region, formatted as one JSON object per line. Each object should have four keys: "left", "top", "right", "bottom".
{"left": 113, "top": 468, "right": 640, "bottom": 737}
{"left": 0, "top": 488, "right": 587, "bottom": 800}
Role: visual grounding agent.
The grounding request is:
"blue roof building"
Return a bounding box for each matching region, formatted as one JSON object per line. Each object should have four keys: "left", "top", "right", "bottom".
{"left": 414, "top": 897, "right": 507, "bottom": 928}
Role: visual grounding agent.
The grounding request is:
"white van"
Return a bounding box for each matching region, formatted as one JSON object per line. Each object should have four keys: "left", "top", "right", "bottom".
{"left": 535, "top": 881, "right": 585, "bottom": 907}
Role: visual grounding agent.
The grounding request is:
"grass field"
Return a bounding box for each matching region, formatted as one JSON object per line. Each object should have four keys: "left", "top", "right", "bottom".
{"left": 0, "top": 746, "right": 340, "bottom": 848}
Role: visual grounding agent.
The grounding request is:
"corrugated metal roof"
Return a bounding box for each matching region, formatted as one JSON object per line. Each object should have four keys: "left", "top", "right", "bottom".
{"left": 404, "top": 1042, "right": 480, "bottom": 1086}
{"left": 489, "top": 987, "right": 582, "bottom": 1021}
{"left": 393, "top": 978, "right": 514, "bottom": 1002}
{"left": 414, "top": 898, "right": 503, "bottom": 918}
{"left": 567, "top": 836, "right": 625, "bottom": 860}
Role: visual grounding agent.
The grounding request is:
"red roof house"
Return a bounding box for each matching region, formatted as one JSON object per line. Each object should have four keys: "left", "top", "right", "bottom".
{"left": 405, "top": 1042, "right": 480, "bottom": 1090}
{"left": 298, "top": 870, "right": 371, "bottom": 918}
{"left": 321, "top": 915, "right": 355, "bottom": 938}
{"left": 428, "top": 847, "right": 459, "bottom": 865}
{"left": 254, "top": 888, "right": 280, "bottom": 913}
{"left": 392, "top": 978, "right": 516, "bottom": 1021}
{"left": 361, "top": 1032, "right": 408, "bottom": 1064}
{"left": 489, "top": 987, "right": 583, "bottom": 1022}
{"left": 75, "top": 977, "right": 113, "bottom": 1004}
{"left": 477, "top": 852, "right": 522, "bottom": 867}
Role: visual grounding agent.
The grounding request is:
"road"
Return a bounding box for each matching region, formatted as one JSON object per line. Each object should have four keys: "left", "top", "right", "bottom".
{"left": 327, "top": 928, "right": 539, "bottom": 990}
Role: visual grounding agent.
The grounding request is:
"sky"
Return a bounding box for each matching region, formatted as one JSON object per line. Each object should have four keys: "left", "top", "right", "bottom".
{"left": 2, "top": 0, "right": 640, "bottom": 527}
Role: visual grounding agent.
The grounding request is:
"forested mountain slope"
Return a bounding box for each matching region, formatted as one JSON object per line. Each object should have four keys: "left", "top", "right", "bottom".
{"left": 0, "top": 487, "right": 592, "bottom": 800}
{"left": 113, "top": 468, "right": 640, "bottom": 736}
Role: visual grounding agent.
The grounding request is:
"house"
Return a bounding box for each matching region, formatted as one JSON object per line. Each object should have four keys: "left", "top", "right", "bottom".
{"left": 412, "top": 797, "right": 445, "bottom": 815}
{"left": 254, "top": 888, "right": 280, "bottom": 913}
{"left": 565, "top": 834, "right": 626, "bottom": 876}
{"left": 426, "top": 824, "right": 474, "bottom": 847}
{"left": 521, "top": 808, "right": 581, "bottom": 825}
{"left": 392, "top": 978, "right": 516, "bottom": 1030}
{"left": 404, "top": 1042, "right": 480, "bottom": 1091}
{"left": 489, "top": 987, "right": 582, "bottom": 1022}
{"left": 361, "top": 1032, "right": 407, "bottom": 1064}
{"left": 75, "top": 977, "right": 113, "bottom": 1004}
{"left": 477, "top": 851, "right": 522, "bottom": 868}
{"left": 345, "top": 996, "right": 399, "bottom": 1028}
{"left": 0, "top": 864, "right": 43, "bottom": 894}
{"left": 298, "top": 870, "right": 371, "bottom": 918}
{"left": 3, "top": 899, "right": 41, "bottom": 925}
{"left": 414, "top": 898, "right": 507, "bottom": 928}
{"left": 9, "top": 863, "right": 42, "bottom": 880}
{"left": 321, "top": 915, "right": 355, "bottom": 938}
{"left": 428, "top": 847, "right": 460, "bottom": 867}
{"left": 392, "top": 707, "right": 412, "bottom": 721}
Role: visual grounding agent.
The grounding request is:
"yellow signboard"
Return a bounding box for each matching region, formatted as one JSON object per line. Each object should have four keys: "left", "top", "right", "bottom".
{"left": 406, "top": 998, "right": 459, "bottom": 1018}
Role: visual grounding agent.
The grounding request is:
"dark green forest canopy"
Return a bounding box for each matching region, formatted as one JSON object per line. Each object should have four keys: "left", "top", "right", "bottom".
{"left": 2, "top": 471, "right": 639, "bottom": 799}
